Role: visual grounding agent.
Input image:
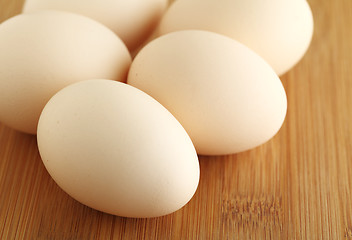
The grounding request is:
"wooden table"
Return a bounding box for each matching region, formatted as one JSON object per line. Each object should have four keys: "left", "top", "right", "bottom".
{"left": 1, "top": 0, "right": 351, "bottom": 239}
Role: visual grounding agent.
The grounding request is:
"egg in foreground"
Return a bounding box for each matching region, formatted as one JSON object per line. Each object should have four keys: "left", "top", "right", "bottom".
{"left": 37, "top": 79, "right": 200, "bottom": 218}
{"left": 128, "top": 30, "right": 287, "bottom": 155}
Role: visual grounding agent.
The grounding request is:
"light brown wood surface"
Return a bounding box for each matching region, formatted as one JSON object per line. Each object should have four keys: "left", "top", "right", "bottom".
{"left": 0, "top": 0, "right": 351, "bottom": 239}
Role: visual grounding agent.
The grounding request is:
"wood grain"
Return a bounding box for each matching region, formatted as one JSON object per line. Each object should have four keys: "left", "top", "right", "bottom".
{"left": 0, "top": 0, "right": 351, "bottom": 239}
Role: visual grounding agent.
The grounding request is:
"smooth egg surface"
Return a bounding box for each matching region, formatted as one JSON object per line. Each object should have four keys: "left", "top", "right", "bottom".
{"left": 128, "top": 30, "right": 287, "bottom": 155}
{"left": 23, "top": 0, "right": 169, "bottom": 51}
{"left": 159, "top": 0, "right": 314, "bottom": 75}
{"left": 37, "top": 79, "right": 200, "bottom": 218}
{"left": 0, "top": 11, "right": 131, "bottom": 134}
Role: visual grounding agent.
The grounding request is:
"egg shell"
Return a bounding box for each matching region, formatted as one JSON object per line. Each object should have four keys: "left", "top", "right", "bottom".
{"left": 128, "top": 30, "right": 287, "bottom": 155}
{"left": 23, "top": 0, "right": 168, "bottom": 51}
{"left": 0, "top": 11, "right": 131, "bottom": 134}
{"left": 159, "top": 0, "right": 314, "bottom": 75}
{"left": 37, "top": 79, "right": 200, "bottom": 218}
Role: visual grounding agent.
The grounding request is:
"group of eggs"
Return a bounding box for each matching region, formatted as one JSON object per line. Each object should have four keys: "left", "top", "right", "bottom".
{"left": 0, "top": 0, "right": 313, "bottom": 218}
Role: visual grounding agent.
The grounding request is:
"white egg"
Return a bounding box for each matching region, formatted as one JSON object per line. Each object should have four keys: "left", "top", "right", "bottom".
{"left": 23, "top": 0, "right": 169, "bottom": 51}
{"left": 0, "top": 11, "right": 131, "bottom": 134}
{"left": 159, "top": 0, "right": 314, "bottom": 75}
{"left": 37, "top": 79, "right": 200, "bottom": 218}
{"left": 128, "top": 30, "right": 287, "bottom": 155}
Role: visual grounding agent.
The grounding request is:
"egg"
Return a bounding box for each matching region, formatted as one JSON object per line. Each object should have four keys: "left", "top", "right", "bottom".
{"left": 128, "top": 30, "right": 287, "bottom": 155}
{"left": 23, "top": 0, "right": 169, "bottom": 51}
{"left": 159, "top": 0, "right": 314, "bottom": 75}
{"left": 37, "top": 79, "right": 200, "bottom": 218}
{"left": 0, "top": 11, "right": 131, "bottom": 134}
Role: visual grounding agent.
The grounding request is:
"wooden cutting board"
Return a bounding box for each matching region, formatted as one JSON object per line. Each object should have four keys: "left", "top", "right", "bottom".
{"left": 1, "top": 0, "right": 351, "bottom": 239}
